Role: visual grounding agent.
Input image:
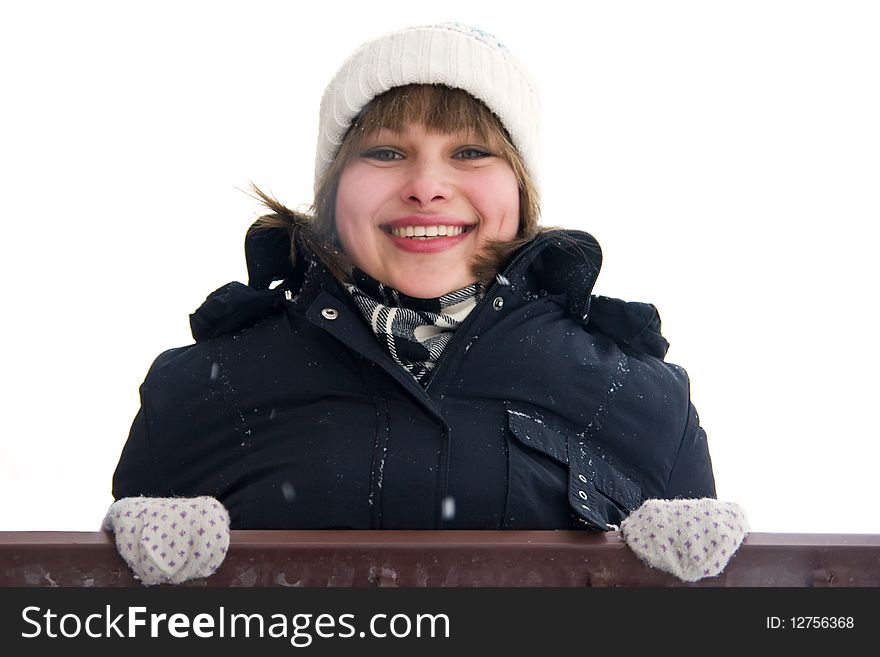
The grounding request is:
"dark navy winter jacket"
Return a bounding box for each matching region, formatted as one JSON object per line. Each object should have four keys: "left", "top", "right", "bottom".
{"left": 112, "top": 223, "right": 715, "bottom": 530}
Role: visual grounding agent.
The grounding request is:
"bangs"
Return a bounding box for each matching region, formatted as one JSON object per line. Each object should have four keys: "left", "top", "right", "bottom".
{"left": 347, "top": 84, "right": 509, "bottom": 147}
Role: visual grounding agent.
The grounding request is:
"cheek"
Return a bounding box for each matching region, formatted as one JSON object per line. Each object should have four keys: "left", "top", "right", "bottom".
{"left": 335, "top": 168, "right": 375, "bottom": 246}
{"left": 478, "top": 169, "right": 520, "bottom": 241}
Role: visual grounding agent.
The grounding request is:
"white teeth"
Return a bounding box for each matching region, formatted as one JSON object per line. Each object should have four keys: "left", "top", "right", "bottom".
{"left": 390, "top": 225, "right": 467, "bottom": 239}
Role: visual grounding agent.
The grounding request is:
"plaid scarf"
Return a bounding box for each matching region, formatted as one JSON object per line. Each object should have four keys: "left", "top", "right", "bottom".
{"left": 345, "top": 269, "right": 481, "bottom": 385}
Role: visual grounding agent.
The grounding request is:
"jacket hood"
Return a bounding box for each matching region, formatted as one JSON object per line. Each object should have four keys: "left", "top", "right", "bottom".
{"left": 190, "top": 216, "right": 669, "bottom": 358}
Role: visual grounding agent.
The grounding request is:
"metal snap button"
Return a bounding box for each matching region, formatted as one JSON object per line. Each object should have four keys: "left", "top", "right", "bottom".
{"left": 321, "top": 308, "right": 339, "bottom": 320}
{"left": 578, "top": 473, "right": 587, "bottom": 483}
{"left": 492, "top": 296, "right": 504, "bottom": 310}
{"left": 578, "top": 490, "right": 588, "bottom": 501}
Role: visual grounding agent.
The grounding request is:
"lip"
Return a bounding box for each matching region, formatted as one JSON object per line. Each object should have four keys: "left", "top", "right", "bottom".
{"left": 385, "top": 231, "right": 471, "bottom": 254}
{"left": 380, "top": 215, "right": 476, "bottom": 254}
{"left": 379, "top": 220, "right": 472, "bottom": 254}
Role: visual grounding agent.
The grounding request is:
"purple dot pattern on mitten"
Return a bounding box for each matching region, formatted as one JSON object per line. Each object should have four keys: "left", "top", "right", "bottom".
{"left": 620, "top": 499, "right": 748, "bottom": 582}
{"left": 104, "top": 496, "right": 231, "bottom": 586}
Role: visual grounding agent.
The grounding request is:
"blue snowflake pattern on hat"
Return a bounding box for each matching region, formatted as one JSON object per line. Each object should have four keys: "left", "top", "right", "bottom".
{"left": 441, "top": 21, "right": 508, "bottom": 51}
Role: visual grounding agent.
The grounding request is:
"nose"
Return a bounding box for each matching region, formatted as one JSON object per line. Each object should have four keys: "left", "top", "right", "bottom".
{"left": 400, "top": 158, "right": 453, "bottom": 208}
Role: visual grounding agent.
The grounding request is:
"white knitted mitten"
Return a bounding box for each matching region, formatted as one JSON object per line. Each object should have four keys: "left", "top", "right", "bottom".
{"left": 103, "top": 496, "right": 230, "bottom": 586}
{"left": 620, "top": 498, "right": 748, "bottom": 582}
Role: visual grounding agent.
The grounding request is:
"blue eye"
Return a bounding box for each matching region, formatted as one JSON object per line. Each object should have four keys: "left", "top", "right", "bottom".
{"left": 455, "top": 147, "right": 492, "bottom": 160}
{"left": 364, "top": 148, "right": 403, "bottom": 161}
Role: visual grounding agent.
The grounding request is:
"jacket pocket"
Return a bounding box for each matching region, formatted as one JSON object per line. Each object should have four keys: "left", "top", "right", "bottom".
{"left": 504, "top": 405, "right": 642, "bottom": 530}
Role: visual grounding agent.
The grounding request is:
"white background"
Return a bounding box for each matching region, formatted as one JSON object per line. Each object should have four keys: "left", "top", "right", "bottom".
{"left": 1, "top": 0, "right": 878, "bottom": 533}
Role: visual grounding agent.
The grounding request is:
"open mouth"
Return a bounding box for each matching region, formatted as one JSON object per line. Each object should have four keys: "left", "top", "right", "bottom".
{"left": 382, "top": 224, "right": 474, "bottom": 240}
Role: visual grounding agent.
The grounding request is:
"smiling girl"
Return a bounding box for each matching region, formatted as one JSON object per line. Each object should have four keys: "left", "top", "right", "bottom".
{"left": 112, "top": 23, "right": 716, "bottom": 535}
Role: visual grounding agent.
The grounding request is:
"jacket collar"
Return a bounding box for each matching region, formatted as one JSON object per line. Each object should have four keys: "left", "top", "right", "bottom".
{"left": 498, "top": 230, "right": 602, "bottom": 322}
{"left": 190, "top": 219, "right": 666, "bottom": 359}
{"left": 241, "top": 219, "right": 604, "bottom": 316}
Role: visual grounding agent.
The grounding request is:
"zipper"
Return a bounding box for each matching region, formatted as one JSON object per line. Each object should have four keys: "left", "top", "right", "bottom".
{"left": 424, "top": 233, "right": 556, "bottom": 393}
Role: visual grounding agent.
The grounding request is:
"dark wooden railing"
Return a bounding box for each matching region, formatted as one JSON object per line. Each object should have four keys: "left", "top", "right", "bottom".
{"left": 2, "top": 531, "right": 878, "bottom": 586}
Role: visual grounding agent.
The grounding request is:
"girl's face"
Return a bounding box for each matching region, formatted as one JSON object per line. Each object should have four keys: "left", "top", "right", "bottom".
{"left": 335, "top": 121, "right": 520, "bottom": 298}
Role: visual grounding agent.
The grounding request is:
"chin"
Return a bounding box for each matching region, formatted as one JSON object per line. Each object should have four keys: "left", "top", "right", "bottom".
{"left": 393, "top": 277, "right": 471, "bottom": 299}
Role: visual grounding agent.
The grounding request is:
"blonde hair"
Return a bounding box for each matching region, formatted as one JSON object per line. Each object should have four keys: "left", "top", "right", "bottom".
{"left": 252, "top": 84, "right": 547, "bottom": 287}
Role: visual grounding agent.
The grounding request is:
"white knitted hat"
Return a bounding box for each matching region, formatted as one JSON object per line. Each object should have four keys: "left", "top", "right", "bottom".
{"left": 314, "top": 22, "right": 540, "bottom": 194}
